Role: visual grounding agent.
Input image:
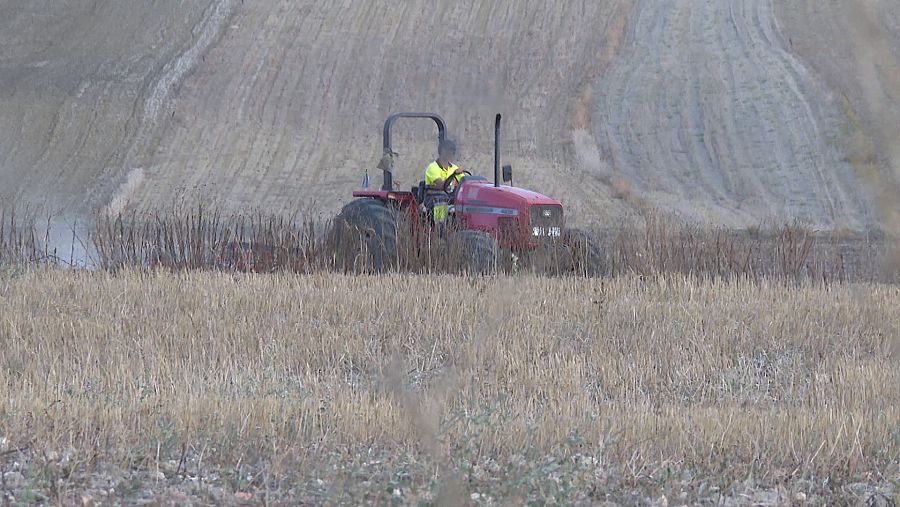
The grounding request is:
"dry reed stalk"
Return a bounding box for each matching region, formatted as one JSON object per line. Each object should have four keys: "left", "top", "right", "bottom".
{"left": 87, "top": 208, "right": 895, "bottom": 283}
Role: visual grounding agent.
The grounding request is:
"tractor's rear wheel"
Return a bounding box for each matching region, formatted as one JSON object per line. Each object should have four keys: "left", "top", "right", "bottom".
{"left": 563, "top": 228, "right": 604, "bottom": 276}
{"left": 331, "top": 198, "right": 398, "bottom": 272}
{"left": 451, "top": 230, "right": 498, "bottom": 274}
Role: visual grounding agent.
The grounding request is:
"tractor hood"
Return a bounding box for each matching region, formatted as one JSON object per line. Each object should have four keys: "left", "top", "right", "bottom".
{"left": 455, "top": 179, "right": 564, "bottom": 247}
{"left": 457, "top": 180, "right": 561, "bottom": 207}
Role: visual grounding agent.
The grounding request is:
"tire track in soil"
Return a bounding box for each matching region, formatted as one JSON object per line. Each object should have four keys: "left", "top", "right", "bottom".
{"left": 775, "top": 0, "right": 900, "bottom": 239}
{"left": 132, "top": 0, "right": 635, "bottom": 223}
{"left": 111, "top": 0, "right": 238, "bottom": 202}
{"left": 594, "top": 0, "right": 875, "bottom": 229}
{"left": 0, "top": 1, "right": 227, "bottom": 213}
{"left": 4, "top": 1, "right": 893, "bottom": 232}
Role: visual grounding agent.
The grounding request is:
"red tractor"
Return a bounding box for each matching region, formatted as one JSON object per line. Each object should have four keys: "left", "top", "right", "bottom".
{"left": 332, "top": 112, "right": 602, "bottom": 274}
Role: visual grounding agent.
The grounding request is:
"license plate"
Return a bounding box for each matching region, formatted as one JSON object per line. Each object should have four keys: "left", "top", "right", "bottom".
{"left": 532, "top": 226, "right": 561, "bottom": 237}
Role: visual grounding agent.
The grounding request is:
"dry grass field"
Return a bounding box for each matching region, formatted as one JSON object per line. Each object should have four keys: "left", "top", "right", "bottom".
{"left": 0, "top": 269, "right": 897, "bottom": 504}
{"left": 3, "top": 2, "right": 899, "bottom": 503}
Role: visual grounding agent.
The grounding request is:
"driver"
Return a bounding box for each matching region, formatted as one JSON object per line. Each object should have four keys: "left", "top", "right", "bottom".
{"left": 423, "top": 139, "right": 464, "bottom": 223}
{"left": 424, "top": 139, "right": 464, "bottom": 189}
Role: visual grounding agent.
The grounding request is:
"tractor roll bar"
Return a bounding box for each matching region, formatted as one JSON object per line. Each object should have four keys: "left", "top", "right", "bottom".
{"left": 381, "top": 112, "right": 447, "bottom": 191}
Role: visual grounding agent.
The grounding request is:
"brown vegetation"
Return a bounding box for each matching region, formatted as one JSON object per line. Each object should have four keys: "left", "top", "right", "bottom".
{"left": 0, "top": 205, "right": 59, "bottom": 265}
{"left": 0, "top": 269, "right": 897, "bottom": 504}
{"left": 1, "top": 205, "right": 897, "bottom": 503}
{"left": 92, "top": 207, "right": 895, "bottom": 283}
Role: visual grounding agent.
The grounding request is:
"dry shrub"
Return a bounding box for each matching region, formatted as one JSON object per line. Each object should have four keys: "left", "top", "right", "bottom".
{"left": 885, "top": 243, "right": 900, "bottom": 280}
{"left": 0, "top": 207, "right": 33, "bottom": 264}
{"left": 0, "top": 204, "right": 60, "bottom": 265}
{"left": 601, "top": 212, "right": 889, "bottom": 282}
{"left": 611, "top": 175, "right": 634, "bottom": 201}
{"left": 89, "top": 207, "right": 896, "bottom": 283}
{"left": 94, "top": 205, "right": 326, "bottom": 272}
{"left": 95, "top": 207, "right": 498, "bottom": 276}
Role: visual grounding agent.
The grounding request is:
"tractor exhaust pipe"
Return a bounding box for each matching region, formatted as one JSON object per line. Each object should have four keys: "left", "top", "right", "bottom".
{"left": 494, "top": 114, "right": 501, "bottom": 187}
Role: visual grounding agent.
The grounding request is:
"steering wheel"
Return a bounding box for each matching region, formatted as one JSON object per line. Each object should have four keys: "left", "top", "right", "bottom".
{"left": 442, "top": 170, "right": 472, "bottom": 195}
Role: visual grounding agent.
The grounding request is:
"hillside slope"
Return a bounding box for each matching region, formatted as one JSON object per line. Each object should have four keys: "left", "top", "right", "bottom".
{"left": 775, "top": 0, "right": 900, "bottom": 233}
{"left": 1, "top": 1, "right": 897, "bottom": 230}
{"left": 132, "top": 0, "right": 634, "bottom": 222}
{"left": 593, "top": 0, "right": 875, "bottom": 228}
{"left": 0, "top": 0, "right": 227, "bottom": 213}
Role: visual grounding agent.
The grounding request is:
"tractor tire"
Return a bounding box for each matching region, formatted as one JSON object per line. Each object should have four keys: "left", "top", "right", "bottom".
{"left": 451, "top": 230, "right": 498, "bottom": 274}
{"left": 528, "top": 241, "right": 575, "bottom": 276}
{"left": 563, "top": 228, "right": 604, "bottom": 276}
{"left": 331, "top": 198, "right": 398, "bottom": 272}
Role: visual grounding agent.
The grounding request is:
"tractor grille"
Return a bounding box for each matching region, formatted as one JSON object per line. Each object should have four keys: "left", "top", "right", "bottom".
{"left": 528, "top": 205, "right": 563, "bottom": 239}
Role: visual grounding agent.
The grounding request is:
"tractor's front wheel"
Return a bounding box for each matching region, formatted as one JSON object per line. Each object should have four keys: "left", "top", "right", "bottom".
{"left": 331, "top": 198, "right": 399, "bottom": 272}
{"left": 451, "top": 229, "right": 498, "bottom": 274}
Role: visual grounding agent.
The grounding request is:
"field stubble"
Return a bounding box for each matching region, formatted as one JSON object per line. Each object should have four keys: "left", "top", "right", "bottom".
{"left": 0, "top": 268, "right": 897, "bottom": 504}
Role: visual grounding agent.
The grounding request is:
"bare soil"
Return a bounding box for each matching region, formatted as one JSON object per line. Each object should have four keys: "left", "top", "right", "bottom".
{"left": 594, "top": 0, "right": 875, "bottom": 229}
{"left": 2, "top": 1, "right": 898, "bottom": 231}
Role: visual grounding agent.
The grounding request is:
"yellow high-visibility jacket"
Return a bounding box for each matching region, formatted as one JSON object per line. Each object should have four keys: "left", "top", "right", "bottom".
{"left": 424, "top": 161, "right": 461, "bottom": 187}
